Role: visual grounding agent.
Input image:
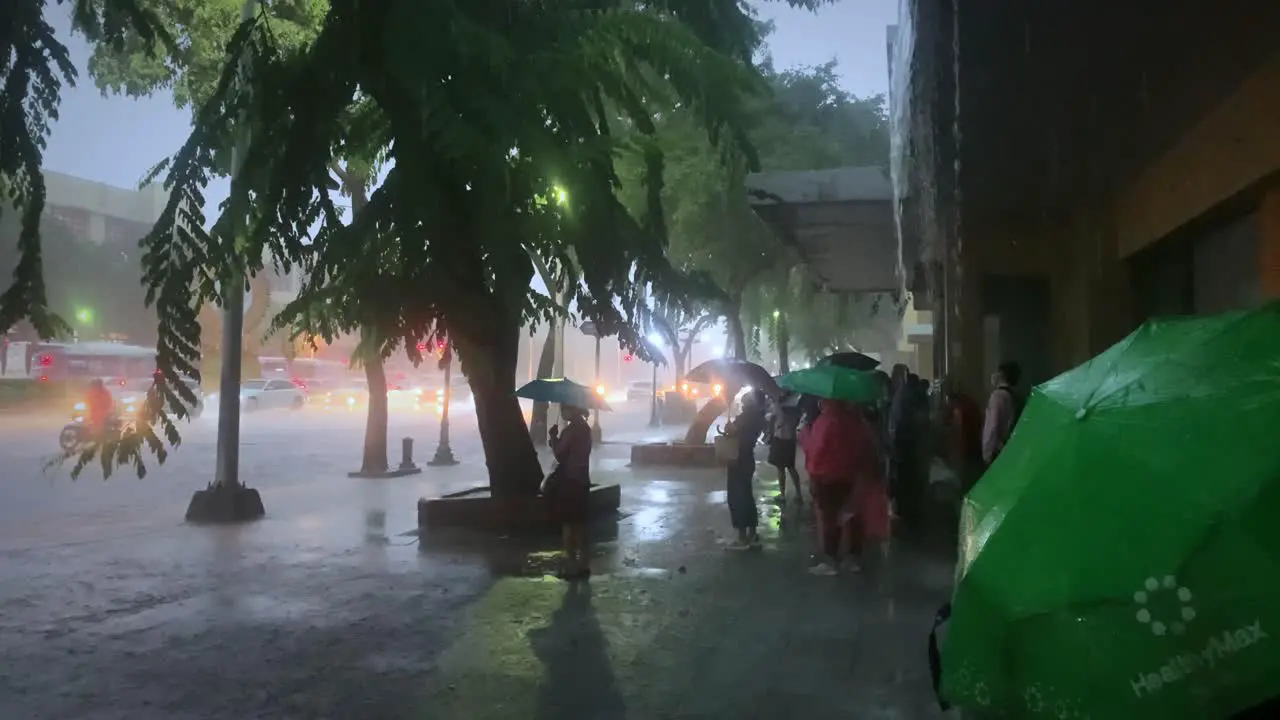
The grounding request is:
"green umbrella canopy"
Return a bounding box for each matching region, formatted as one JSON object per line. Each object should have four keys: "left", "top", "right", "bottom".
{"left": 515, "top": 378, "right": 611, "bottom": 411}
{"left": 942, "top": 304, "right": 1280, "bottom": 719}
{"left": 777, "top": 365, "right": 883, "bottom": 404}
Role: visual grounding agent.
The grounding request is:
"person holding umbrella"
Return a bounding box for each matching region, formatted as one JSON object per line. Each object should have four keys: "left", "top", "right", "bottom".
{"left": 548, "top": 404, "right": 594, "bottom": 579}
{"left": 515, "top": 378, "right": 609, "bottom": 580}
{"left": 723, "top": 389, "right": 767, "bottom": 550}
{"left": 781, "top": 365, "right": 888, "bottom": 574}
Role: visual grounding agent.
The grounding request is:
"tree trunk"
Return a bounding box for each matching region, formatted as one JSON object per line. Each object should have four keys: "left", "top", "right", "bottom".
{"left": 776, "top": 313, "right": 790, "bottom": 374}
{"left": 675, "top": 339, "right": 691, "bottom": 380}
{"left": 361, "top": 349, "right": 390, "bottom": 474}
{"left": 725, "top": 297, "right": 747, "bottom": 359}
{"left": 455, "top": 306, "right": 542, "bottom": 497}
{"left": 529, "top": 328, "right": 556, "bottom": 446}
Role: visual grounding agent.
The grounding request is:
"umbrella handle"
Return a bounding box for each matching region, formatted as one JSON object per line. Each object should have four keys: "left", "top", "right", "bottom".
{"left": 928, "top": 602, "right": 952, "bottom": 711}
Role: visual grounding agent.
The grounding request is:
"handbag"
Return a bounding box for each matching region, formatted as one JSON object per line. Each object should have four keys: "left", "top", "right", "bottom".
{"left": 713, "top": 433, "right": 739, "bottom": 464}
{"left": 540, "top": 464, "right": 564, "bottom": 497}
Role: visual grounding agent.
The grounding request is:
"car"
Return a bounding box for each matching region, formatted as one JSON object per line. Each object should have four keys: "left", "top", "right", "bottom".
{"left": 108, "top": 376, "right": 205, "bottom": 419}
{"left": 433, "top": 375, "right": 471, "bottom": 404}
{"left": 321, "top": 379, "right": 369, "bottom": 410}
{"left": 237, "top": 378, "right": 307, "bottom": 412}
{"left": 626, "top": 380, "right": 655, "bottom": 403}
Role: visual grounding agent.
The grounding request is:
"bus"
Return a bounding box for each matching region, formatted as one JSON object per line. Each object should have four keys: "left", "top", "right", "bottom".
{"left": 30, "top": 342, "right": 158, "bottom": 383}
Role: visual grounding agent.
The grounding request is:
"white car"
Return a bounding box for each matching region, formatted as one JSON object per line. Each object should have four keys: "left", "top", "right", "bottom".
{"left": 626, "top": 380, "right": 655, "bottom": 403}
{"left": 236, "top": 378, "right": 306, "bottom": 412}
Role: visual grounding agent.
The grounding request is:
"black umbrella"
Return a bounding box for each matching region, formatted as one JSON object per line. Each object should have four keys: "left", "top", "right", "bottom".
{"left": 685, "top": 358, "right": 780, "bottom": 398}
{"left": 818, "top": 351, "right": 880, "bottom": 372}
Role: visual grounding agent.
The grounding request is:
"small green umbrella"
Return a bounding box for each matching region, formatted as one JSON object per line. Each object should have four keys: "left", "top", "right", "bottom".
{"left": 515, "top": 378, "right": 611, "bottom": 410}
{"left": 776, "top": 365, "right": 883, "bottom": 404}
{"left": 941, "top": 304, "right": 1280, "bottom": 719}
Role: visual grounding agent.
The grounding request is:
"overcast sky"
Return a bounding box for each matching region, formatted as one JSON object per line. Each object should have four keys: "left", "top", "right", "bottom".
{"left": 42, "top": 0, "right": 897, "bottom": 204}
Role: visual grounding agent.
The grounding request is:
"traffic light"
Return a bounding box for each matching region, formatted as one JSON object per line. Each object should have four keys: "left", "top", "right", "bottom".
{"left": 622, "top": 353, "right": 634, "bottom": 363}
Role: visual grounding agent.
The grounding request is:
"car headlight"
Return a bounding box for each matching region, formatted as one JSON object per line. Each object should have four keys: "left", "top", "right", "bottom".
{"left": 73, "top": 401, "right": 86, "bottom": 411}
{"left": 346, "top": 396, "right": 356, "bottom": 406}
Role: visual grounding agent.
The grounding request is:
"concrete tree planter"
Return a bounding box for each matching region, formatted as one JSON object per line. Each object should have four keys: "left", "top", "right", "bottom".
{"left": 629, "top": 441, "right": 718, "bottom": 468}
{"left": 417, "top": 483, "right": 622, "bottom": 532}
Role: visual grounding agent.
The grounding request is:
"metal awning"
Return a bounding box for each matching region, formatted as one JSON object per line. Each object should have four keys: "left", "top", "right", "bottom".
{"left": 746, "top": 166, "right": 901, "bottom": 293}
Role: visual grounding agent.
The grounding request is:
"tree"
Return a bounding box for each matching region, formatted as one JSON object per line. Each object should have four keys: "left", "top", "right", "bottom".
{"left": 118, "top": 0, "right": 806, "bottom": 490}
{"left": 86, "top": 1, "right": 406, "bottom": 473}
{"left": 647, "top": 300, "right": 717, "bottom": 381}
{"left": 616, "top": 57, "right": 896, "bottom": 440}
{"left": 4, "top": 0, "right": 836, "bottom": 480}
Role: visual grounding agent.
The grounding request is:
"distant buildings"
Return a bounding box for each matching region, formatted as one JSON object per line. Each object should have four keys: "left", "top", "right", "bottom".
{"left": 43, "top": 169, "right": 167, "bottom": 249}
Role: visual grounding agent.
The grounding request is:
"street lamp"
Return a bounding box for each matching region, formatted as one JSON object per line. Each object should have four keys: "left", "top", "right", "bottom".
{"left": 75, "top": 307, "right": 93, "bottom": 325}
{"left": 429, "top": 340, "right": 459, "bottom": 466}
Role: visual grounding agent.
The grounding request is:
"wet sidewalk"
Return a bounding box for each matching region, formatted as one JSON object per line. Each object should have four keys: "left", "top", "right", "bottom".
{"left": 0, "top": 441, "right": 956, "bottom": 720}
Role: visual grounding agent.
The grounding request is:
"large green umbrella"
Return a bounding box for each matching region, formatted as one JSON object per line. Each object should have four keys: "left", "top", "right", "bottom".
{"left": 777, "top": 365, "right": 883, "bottom": 404}
{"left": 941, "top": 304, "right": 1280, "bottom": 719}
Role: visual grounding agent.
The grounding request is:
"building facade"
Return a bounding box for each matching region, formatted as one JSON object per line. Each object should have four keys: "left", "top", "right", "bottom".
{"left": 890, "top": 0, "right": 1280, "bottom": 395}
{"left": 43, "top": 170, "right": 168, "bottom": 249}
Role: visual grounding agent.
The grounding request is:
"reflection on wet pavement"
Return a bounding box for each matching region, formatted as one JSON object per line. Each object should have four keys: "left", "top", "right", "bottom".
{"left": 0, "top": 447, "right": 955, "bottom": 719}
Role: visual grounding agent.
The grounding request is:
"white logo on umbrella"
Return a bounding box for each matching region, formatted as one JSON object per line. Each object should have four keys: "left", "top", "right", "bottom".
{"left": 1134, "top": 575, "right": 1195, "bottom": 636}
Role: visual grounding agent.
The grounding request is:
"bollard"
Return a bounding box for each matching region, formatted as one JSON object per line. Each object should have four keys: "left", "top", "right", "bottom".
{"left": 399, "top": 436, "right": 418, "bottom": 471}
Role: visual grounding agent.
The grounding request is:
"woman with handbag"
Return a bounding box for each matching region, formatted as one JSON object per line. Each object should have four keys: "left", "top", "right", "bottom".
{"left": 547, "top": 405, "right": 594, "bottom": 579}
{"left": 723, "top": 389, "right": 767, "bottom": 550}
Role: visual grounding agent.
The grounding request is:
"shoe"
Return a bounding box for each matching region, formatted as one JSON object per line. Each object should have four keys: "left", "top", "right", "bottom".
{"left": 808, "top": 562, "right": 838, "bottom": 576}
{"left": 726, "top": 540, "right": 753, "bottom": 551}
{"left": 749, "top": 535, "right": 763, "bottom": 548}
{"left": 844, "top": 560, "right": 863, "bottom": 573}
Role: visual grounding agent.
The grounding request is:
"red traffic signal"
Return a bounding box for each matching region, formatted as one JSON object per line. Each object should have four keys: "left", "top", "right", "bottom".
{"left": 416, "top": 342, "right": 427, "bottom": 352}
{"left": 436, "top": 339, "right": 447, "bottom": 350}
{"left": 623, "top": 353, "right": 634, "bottom": 363}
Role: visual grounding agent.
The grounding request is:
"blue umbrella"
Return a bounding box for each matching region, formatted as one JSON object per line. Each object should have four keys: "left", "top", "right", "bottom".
{"left": 515, "top": 378, "right": 612, "bottom": 410}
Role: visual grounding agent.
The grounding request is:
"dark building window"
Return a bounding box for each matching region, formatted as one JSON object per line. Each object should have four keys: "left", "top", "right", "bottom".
{"left": 103, "top": 217, "right": 150, "bottom": 248}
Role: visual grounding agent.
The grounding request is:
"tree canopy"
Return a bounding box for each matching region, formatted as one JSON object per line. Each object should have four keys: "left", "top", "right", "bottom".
{"left": 620, "top": 57, "right": 895, "bottom": 364}
{"left": 3, "top": 0, "right": 843, "bottom": 482}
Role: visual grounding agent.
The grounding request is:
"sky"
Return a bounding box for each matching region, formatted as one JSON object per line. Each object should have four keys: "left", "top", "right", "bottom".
{"left": 41, "top": 0, "right": 897, "bottom": 204}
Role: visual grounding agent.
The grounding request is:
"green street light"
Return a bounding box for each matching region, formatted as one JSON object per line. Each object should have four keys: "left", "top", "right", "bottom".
{"left": 75, "top": 307, "right": 94, "bottom": 324}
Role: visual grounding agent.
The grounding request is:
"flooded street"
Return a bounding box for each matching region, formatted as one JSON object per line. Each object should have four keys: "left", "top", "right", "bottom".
{"left": 0, "top": 406, "right": 952, "bottom": 720}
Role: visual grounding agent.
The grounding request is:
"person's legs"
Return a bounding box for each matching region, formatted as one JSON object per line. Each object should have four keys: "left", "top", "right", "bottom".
{"left": 560, "top": 523, "right": 576, "bottom": 575}
{"left": 810, "top": 483, "right": 850, "bottom": 574}
{"left": 571, "top": 523, "right": 590, "bottom": 575}
{"left": 786, "top": 465, "right": 803, "bottom": 505}
{"left": 726, "top": 466, "right": 752, "bottom": 547}
{"left": 844, "top": 515, "right": 864, "bottom": 571}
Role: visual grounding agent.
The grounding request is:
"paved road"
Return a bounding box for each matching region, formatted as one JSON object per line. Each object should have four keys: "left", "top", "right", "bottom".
{"left": 0, "top": 403, "right": 955, "bottom": 720}
{"left": 0, "top": 401, "right": 660, "bottom": 553}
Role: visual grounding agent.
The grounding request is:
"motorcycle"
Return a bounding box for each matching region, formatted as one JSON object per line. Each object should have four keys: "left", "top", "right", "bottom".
{"left": 60, "top": 396, "right": 140, "bottom": 452}
{"left": 59, "top": 416, "right": 135, "bottom": 451}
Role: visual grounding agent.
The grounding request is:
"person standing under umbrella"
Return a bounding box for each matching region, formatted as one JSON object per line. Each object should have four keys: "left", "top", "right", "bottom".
{"left": 724, "top": 389, "right": 767, "bottom": 550}
{"left": 767, "top": 393, "right": 804, "bottom": 507}
{"left": 548, "top": 405, "right": 594, "bottom": 579}
{"left": 800, "top": 398, "right": 880, "bottom": 575}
